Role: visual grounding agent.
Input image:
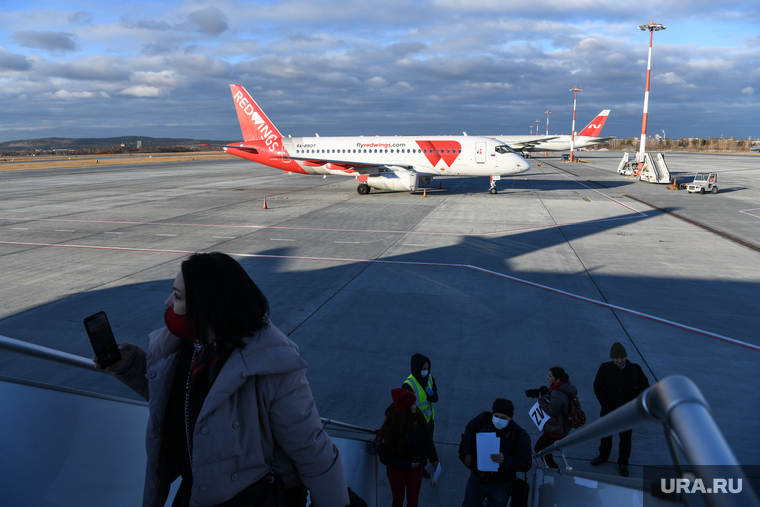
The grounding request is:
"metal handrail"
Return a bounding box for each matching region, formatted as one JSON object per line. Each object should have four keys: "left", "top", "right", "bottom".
{"left": 0, "top": 334, "right": 107, "bottom": 372}
{"left": 0, "top": 334, "right": 375, "bottom": 435}
{"left": 534, "top": 375, "right": 759, "bottom": 507}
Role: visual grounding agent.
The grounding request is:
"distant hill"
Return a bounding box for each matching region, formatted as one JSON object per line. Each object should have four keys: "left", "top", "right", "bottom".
{"left": 0, "top": 136, "right": 237, "bottom": 151}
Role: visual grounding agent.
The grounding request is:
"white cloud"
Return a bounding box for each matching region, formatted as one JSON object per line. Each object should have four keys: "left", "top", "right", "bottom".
{"left": 119, "top": 85, "right": 163, "bottom": 97}
{"left": 742, "top": 87, "right": 754, "bottom": 95}
{"left": 52, "top": 90, "right": 95, "bottom": 99}
{"left": 655, "top": 72, "right": 696, "bottom": 88}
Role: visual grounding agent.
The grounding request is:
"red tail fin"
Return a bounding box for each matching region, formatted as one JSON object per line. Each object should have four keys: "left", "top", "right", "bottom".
{"left": 230, "top": 85, "right": 282, "bottom": 147}
{"left": 578, "top": 110, "right": 610, "bottom": 137}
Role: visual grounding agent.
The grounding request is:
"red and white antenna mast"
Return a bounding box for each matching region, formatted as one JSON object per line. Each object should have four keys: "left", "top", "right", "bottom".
{"left": 545, "top": 110, "right": 551, "bottom": 135}
{"left": 637, "top": 20, "right": 667, "bottom": 173}
{"left": 569, "top": 86, "right": 582, "bottom": 161}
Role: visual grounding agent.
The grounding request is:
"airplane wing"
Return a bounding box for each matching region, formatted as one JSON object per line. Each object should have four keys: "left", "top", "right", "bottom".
{"left": 495, "top": 136, "right": 560, "bottom": 150}
{"left": 288, "top": 155, "right": 414, "bottom": 174}
{"left": 588, "top": 136, "right": 616, "bottom": 143}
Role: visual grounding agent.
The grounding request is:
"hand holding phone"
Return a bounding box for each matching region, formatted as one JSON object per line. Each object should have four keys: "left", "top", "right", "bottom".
{"left": 84, "top": 311, "right": 122, "bottom": 369}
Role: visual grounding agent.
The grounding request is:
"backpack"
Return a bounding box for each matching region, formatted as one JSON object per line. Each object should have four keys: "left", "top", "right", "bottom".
{"left": 565, "top": 395, "right": 586, "bottom": 429}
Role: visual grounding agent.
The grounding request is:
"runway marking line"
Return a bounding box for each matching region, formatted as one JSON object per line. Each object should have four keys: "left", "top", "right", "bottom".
{"left": 1, "top": 239, "right": 756, "bottom": 353}
{"left": 740, "top": 208, "right": 760, "bottom": 219}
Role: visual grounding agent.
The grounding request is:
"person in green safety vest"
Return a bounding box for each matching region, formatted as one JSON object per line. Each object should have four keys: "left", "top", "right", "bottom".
{"left": 402, "top": 353, "right": 439, "bottom": 436}
{"left": 400, "top": 353, "right": 439, "bottom": 479}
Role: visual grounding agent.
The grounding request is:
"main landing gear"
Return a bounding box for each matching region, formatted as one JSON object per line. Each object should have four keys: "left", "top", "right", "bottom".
{"left": 357, "top": 183, "right": 371, "bottom": 195}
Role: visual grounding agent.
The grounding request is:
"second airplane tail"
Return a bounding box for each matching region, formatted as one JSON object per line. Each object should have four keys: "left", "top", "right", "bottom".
{"left": 578, "top": 110, "right": 610, "bottom": 137}
{"left": 230, "top": 84, "right": 283, "bottom": 146}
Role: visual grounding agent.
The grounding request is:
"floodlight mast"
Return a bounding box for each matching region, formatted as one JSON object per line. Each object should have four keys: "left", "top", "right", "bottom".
{"left": 637, "top": 21, "right": 667, "bottom": 174}
{"left": 569, "top": 86, "right": 582, "bottom": 161}
{"left": 545, "top": 110, "right": 551, "bottom": 135}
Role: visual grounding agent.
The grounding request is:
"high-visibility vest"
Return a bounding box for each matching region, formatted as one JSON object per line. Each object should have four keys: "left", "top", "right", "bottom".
{"left": 404, "top": 374, "right": 435, "bottom": 423}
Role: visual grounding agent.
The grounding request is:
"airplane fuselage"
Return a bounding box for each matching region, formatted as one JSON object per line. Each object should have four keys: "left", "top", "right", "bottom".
{"left": 226, "top": 136, "right": 529, "bottom": 177}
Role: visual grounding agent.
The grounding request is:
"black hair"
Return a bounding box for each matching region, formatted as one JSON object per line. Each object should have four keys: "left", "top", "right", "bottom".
{"left": 181, "top": 252, "right": 269, "bottom": 346}
{"left": 378, "top": 409, "right": 429, "bottom": 459}
{"left": 549, "top": 366, "right": 570, "bottom": 383}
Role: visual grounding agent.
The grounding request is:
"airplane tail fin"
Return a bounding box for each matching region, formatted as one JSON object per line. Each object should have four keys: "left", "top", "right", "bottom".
{"left": 230, "top": 85, "right": 282, "bottom": 143}
{"left": 578, "top": 110, "right": 610, "bottom": 137}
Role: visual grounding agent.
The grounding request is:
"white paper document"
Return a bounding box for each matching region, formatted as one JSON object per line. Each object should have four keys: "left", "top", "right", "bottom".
{"left": 528, "top": 401, "right": 550, "bottom": 430}
{"left": 430, "top": 462, "right": 442, "bottom": 487}
{"left": 476, "top": 432, "right": 500, "bottom": 472}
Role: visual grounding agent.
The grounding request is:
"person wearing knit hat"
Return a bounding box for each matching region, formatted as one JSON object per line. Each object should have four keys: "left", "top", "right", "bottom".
{"left": 592, "top": 341, "right": 650, "bottom": 477}
{"left": 378, "top": 388, "right": 438, "bottom": 507}
{"left": 392, "top": 387, "right": 417, "bottom": 413}
{"left": 459, "top": 399, "right": 531, "bottom": 507}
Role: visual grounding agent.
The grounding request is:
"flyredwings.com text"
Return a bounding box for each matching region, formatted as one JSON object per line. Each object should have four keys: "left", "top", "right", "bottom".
{"left": 356, "top": 142, "right": 406, "bottom": 149}
{"left": 661, "top": 478, "right": 742, "bottom": 494}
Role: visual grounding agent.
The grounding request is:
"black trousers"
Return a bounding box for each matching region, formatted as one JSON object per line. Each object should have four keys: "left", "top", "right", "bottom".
{"left": 598, "top": 429, "right": 633, "bottom": 465}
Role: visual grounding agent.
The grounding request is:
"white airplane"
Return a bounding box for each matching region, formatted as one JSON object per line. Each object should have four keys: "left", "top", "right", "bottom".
{"left": 489, "top": 110, "right": 614, "bottom": 154}
{"left": 221, "top": 85, "right": 531, "bottom": 195}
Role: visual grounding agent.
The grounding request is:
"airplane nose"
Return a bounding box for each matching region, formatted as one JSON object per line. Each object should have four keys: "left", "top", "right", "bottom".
{"left": 518, "top": 157, "right": 531, "bottom": 171}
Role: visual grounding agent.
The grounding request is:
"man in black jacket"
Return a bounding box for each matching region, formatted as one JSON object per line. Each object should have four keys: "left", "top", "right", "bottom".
{"left": 460, "top": 399, "right": 532, "bottom": 507}
{"left": 592, "top": 342, "right": 650, "bottom": 477}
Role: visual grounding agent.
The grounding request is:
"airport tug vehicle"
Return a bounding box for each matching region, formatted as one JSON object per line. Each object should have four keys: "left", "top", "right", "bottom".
{"left": 687, "top": 172, "right": 719, "bottom": 194}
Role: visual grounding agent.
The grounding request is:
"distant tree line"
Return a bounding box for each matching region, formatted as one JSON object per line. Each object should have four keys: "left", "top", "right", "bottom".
{"left": 1, "top": 145, "right": 225, "bottom": 157}
{"left": 602, "top": 137, "right": 759, "bottom": 153}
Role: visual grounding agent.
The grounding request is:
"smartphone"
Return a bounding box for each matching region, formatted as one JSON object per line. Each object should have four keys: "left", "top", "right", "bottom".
{"left": 84, "top": 311, "right": 122, "bottom": 368}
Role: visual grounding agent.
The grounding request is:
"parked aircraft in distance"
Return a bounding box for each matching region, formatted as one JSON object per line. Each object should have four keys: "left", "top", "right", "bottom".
{"left": 221, "top": 85, "right": 531, "bottom": 194}
{"left": 489, "top": 110, "right": 615, "bottom": 154}
{"left": 751, "top": 146, "right": 760, "bottom": 152}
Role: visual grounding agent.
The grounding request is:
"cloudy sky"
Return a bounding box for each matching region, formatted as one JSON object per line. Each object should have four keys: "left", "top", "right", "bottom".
{"left": 1, "top": 0, "right": 758, "bottom": 143}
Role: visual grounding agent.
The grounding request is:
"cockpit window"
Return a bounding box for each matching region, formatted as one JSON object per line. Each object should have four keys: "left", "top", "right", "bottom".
{"left": 495, "top": 145, "right": 517, "bottom": 154}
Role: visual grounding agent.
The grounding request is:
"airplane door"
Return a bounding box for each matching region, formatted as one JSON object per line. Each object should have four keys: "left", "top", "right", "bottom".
{"left": 476, "top": 142, "right": 486, "bottom": 164}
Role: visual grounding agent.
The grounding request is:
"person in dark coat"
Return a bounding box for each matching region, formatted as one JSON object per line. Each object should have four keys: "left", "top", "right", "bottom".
{"left": 534, "top": 366, "right": 578, "bottom": 468}
{"left": 460, "top": 399, "right": 532, "bottom": 507}
{"left": 592, "top": 341, "right": 650, "bottom": 477}
{"left": 378, "top": 388, "right": 439, "bottom": 507}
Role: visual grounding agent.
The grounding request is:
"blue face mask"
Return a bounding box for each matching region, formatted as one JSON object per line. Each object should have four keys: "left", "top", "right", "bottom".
{"left": 421, "top": 369, "right": 429, "bottom": 377}
{"left": 492, "top": 416, "right": 509, "bottom": 430}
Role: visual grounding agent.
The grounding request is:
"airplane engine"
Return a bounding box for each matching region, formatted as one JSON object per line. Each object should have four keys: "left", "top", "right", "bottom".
{"left": 365, "top": 170, "right": 419, "bottom": 192}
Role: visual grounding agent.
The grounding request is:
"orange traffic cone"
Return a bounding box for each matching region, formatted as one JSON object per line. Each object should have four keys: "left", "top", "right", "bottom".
{"left": 263, "top": 198, "right": 268, "bottom": 209}
{"left": 423, "top": 188, "right": 427, "bottom": 197}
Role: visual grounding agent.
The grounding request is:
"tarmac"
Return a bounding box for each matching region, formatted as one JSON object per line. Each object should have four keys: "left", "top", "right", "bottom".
{"left": 1, "top": 151, "right": 758, "bottom": 506}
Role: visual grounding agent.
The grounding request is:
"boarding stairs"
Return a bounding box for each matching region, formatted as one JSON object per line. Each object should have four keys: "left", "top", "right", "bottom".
{"left": 618, "top": 152, "right": 672, "bottom": 184}
{"left": 1, "top": 334, "right": 758, "bottom": 507}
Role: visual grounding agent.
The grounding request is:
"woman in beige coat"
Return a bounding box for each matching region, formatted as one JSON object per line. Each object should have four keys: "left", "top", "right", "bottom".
{"left": 97, "top": 252, "right": 349, "bottom": 507}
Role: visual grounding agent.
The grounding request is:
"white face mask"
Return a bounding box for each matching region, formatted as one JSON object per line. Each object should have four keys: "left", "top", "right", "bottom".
{"left": 492, "top": 416, "right": 509, "bottom": 430}
{"left": 420, "top": 369, "right": 429, "bottom": 377}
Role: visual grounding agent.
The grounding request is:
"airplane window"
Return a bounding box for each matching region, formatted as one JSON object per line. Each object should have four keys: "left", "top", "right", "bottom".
{"left": 495, "top": 145, "right": 517, "bottom": 154}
